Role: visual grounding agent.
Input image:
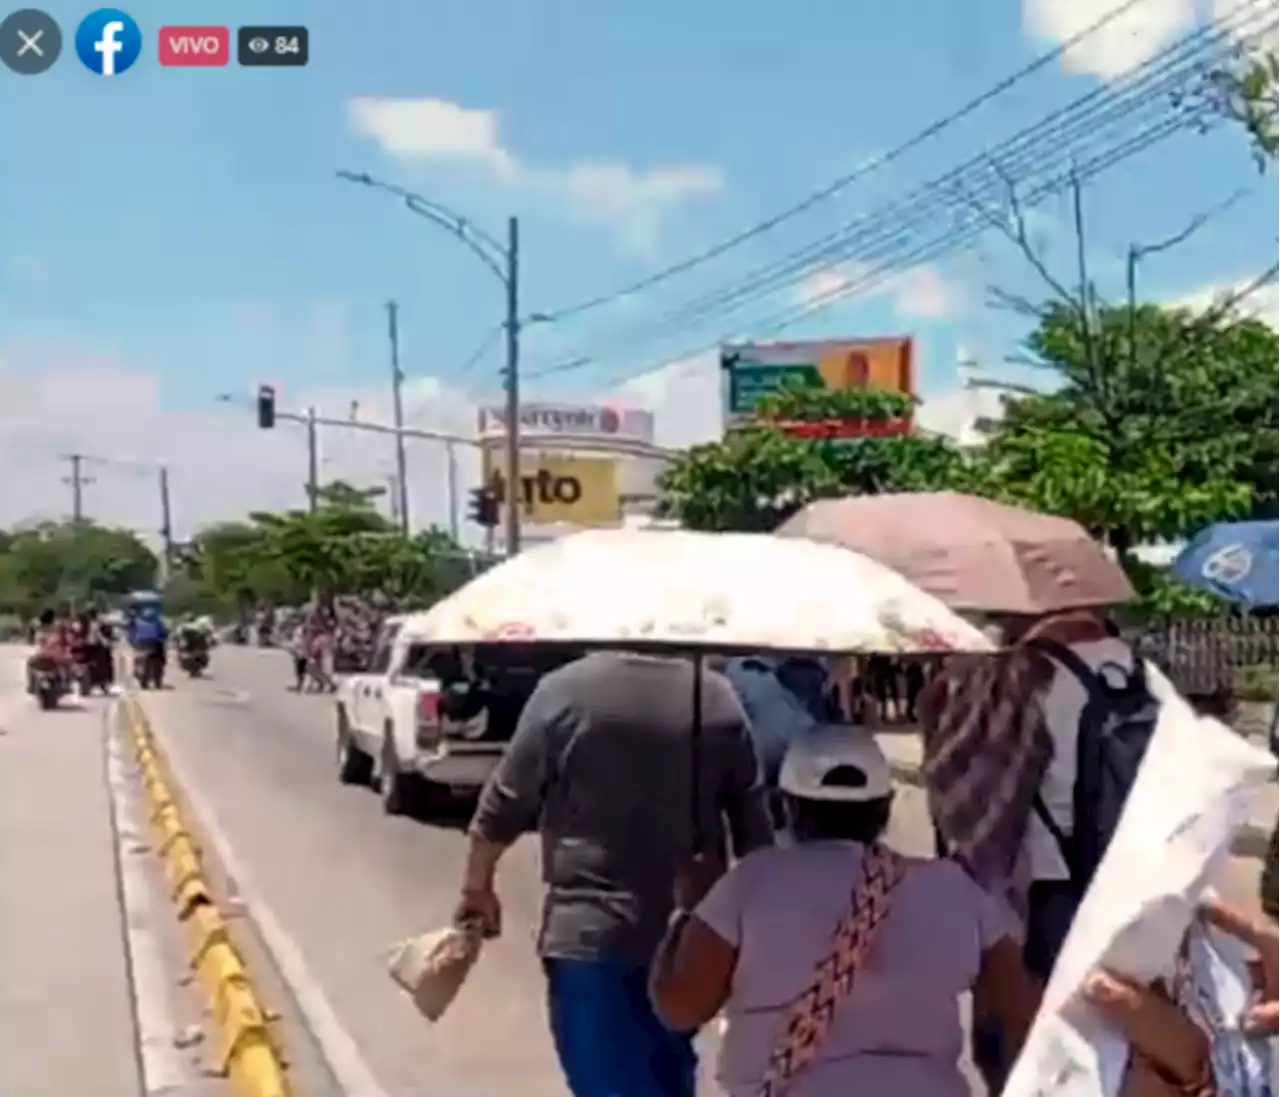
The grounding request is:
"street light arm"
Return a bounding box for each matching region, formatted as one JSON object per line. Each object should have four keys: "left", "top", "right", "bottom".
{"left": 336, "top": 170, "right": 509, "bottom": 284}
{"left": 401, "top": 196, "right": 508, "bottom": 284}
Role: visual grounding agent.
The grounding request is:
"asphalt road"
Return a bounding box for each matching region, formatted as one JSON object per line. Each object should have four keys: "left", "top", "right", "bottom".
{"left": 138, "top": 645, "right": 1270, "bottom": 1097}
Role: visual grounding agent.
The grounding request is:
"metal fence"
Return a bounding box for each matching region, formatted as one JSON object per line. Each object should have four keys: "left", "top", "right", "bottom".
{"left": 845, "top": 615, "right": 1279, "bottom": 725}
{"left": 1128, "top": 615, "right": 1279, "bottom": 698}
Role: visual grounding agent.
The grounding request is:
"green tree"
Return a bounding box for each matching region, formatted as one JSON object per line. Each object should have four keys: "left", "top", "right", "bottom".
{"left": 183, "top": 480, "right": 470, "bottom": 610}
{"left": 657, "top": 384, "right": 973, "bottom": 531}
{"left": 1202, "top": 45, "right": 1278, "bottom": 165}
{"left": 974, "top": 301, "right": 1277, "bottom": 554}
{"left": 0, "top": 521, "right": 158, "bottom": 613}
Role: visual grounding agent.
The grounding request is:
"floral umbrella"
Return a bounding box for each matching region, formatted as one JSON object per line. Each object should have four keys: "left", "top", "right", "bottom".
{"left": 401, "top": 528, "right": 992, "bottom": 655}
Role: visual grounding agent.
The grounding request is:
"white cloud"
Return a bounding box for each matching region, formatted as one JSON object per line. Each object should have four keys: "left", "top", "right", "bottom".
{"left": 0, "top": 343, "right": 731, "bottom": 540}
{"left": 345, "top": 97, "right": 724, "bottom": 257}
{"left": 1023, "top": 0, "right": 1273, "bottom": 82}
{"left": 1170, "top": 274, "right": 1280, "bottom": 328}
{"left": 795, "top": 262, "right": 967, "bottom": 320}
{"left": 347, "top": 98, "right": 517, "bottom": 176}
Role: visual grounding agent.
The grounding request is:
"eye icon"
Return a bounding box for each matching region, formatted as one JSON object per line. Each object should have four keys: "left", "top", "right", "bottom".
{"left": 248, "top": 35, "right": 269, "bottom": 53}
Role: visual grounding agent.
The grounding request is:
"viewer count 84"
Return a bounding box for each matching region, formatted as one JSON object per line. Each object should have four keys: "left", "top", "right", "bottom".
{"left": 237, "top": 25, "right": 308, "bottom": 66}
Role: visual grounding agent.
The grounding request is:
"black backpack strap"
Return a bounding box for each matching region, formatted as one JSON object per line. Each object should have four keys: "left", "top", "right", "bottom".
{"left": 1031, "top": 792, "right": 1076, "bottom": 878}
{"left": 1025, "top": 638, "right": 1106, "bottom": 701}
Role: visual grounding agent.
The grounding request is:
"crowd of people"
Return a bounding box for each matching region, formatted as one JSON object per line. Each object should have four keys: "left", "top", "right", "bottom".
{"left": 452, "top": 603, "right": 1278, "bottom": 1097}
{"left": 281, "top": 595, "right": 383, "bottom": 693}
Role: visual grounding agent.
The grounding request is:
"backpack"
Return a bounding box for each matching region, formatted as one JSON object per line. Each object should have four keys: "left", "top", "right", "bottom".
{"left": 1027, "top": 638, "right": 1161, "bottom": 889}
{"left": 132, "top": 615, "right": 164, "bottom": 645}
{"left": 1014, "top": 638, "right": 1161, "bottom": 980}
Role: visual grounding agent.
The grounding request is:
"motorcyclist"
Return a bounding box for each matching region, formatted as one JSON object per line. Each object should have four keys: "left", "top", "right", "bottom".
{"left": 27, "top": 608, "right": 74, "bottom": 694}
{"left": 76, "top": 607, "right": 115, "bottom": 694}
{"left": 126, "top": 604, "right": 168, "bottom": 686}
{"left": 176, "top": 616, "right": 211, "bottom": 658}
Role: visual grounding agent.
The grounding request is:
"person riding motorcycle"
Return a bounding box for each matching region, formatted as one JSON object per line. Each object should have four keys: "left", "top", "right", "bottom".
{"left": 126, "top": 605, "right": 168, "bottom": 686}
{"left": 175, "top": 617, "right": 211, "bottom": 657}
{"left": 71, "top": 607, "right": 114, "bottom": 695}
{"left": 27, "top": 608, "right": 74, "bottom": 695}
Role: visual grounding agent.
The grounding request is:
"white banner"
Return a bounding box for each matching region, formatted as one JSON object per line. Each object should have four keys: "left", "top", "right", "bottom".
{"left": 1003, "top": 670, "right": 1277, "bottom": 1097}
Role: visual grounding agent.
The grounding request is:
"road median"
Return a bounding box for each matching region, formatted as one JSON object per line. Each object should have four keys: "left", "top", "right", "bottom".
{"left": 120, "top": 695, "right": 294, "bottom": 1097}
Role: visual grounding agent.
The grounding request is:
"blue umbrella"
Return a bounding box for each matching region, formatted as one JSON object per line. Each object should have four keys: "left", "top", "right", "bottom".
{"left": 1172, "top": 520, "right": 1279, "bottom": 608}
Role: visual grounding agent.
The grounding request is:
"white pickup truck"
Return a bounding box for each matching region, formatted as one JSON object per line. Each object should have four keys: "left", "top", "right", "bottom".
{"left": 333, "top": 615, "right": 503, "bottom": 815}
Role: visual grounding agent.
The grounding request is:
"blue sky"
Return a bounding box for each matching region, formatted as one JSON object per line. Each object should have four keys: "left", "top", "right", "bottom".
{"left": 0, "top": 0, "right": 1276, "bottom": 533}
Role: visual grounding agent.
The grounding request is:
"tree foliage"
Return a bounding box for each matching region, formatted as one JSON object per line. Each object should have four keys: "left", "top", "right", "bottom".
{"left": 1203, "top": 45, "right": 1279, "bottom": 165}
{"left": 655, "top": 296, "right": 1276, "bottom": 581}
{"left": 0, "top": 521, "right": 159, "bottom": 615}
{"left": 182, "top": 479, "right": 473, "bottom": 613}
{"left": 658, "top": 384, "right": 974, "bottom": 531}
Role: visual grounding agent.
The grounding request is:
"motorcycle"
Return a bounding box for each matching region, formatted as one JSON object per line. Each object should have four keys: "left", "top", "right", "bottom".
{"left": 74, "top": 644, "right": 114, "bottom": 696}
{"left": 28, "top": 655, "right": 69, "bottom": 710}
{"left": 178, "top": 642, "right": 210, "bottom": 678}
{"left": 133, "top": 644, "right": 166, "bottom": 690}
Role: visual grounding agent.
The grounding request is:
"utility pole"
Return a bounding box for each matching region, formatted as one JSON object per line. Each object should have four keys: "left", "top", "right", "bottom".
{"left": 158, "top": 465, "right": 174, "bottom": 581}
{"left": 62, "top": 454, "right": 94, "bottom": 523}
{"left": 502, "top": 215, "right": 521, "bottom": 557}
{"left": 305, "top": 406, "right": 319, "bottom": 513}
{"left": 386, "top": 300, "right": 411, "bottom": 536}
{"left": 387, "top": 473, "right": 400, "bottom": 524}
{"left": 445, "top": 441, "right": 460, "bottom": 543}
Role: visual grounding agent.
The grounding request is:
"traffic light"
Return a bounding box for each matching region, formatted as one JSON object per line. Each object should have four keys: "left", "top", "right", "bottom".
{"left": 256, "top": 384, "right": 276, "bottom": 429}
{"left": 468, "top": 487, "right": 499, "bottom": 528}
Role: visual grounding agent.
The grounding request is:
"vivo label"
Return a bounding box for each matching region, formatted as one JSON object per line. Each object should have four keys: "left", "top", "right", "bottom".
{"left": 158, "top": 25, "right": 229, "bottom": 66}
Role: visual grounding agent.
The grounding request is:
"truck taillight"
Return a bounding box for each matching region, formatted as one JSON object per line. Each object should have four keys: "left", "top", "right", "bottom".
{"left": 415, "top": 691, "right": 441, "bottom": 748}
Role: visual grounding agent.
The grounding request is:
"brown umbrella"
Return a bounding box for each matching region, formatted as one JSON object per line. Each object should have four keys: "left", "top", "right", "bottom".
{"left": 775, "top": 491, "right": 1134, "bottom": 615}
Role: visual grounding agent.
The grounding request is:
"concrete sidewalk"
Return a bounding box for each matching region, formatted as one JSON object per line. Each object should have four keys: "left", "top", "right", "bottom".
{"left": 0, "top": 656, "right": 142, "bottom": 1097}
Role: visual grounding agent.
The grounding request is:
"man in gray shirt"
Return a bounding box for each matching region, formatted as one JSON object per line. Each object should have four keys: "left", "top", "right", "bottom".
{"left": 457, "top": 651, "right": 773, "bottom": 1097}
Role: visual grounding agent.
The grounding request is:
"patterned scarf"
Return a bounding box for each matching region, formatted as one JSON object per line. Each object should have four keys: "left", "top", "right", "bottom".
{"left": 919, "top": 609, "right": 1112, "bottom": 890}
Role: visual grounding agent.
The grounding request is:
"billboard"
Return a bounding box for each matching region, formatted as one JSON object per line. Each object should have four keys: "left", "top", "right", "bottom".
{"left": 481, "top": 452, "right": 622, "bottom": 527}
{"left": 721, "top": 337, "right": 915, "bottom": 434}
{"left": 477, "top": 402, "right": 654, "bottom": 445}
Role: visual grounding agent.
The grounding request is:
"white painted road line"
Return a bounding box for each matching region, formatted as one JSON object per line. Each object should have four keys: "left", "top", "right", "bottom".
{"left": 144, "top": 700, "right": 394, "bottom": 1097}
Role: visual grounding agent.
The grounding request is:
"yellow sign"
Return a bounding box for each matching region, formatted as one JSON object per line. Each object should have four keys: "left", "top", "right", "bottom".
{"left": 481, "top": 453, "right": 621, "bottom": 527}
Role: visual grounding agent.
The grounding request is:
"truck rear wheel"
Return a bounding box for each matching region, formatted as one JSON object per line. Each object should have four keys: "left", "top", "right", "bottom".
{"left": 379, "top": 728, "right": 414, "bottom": 816}
{"left": 336, "top": 709, "right": 373, "bottom": 786}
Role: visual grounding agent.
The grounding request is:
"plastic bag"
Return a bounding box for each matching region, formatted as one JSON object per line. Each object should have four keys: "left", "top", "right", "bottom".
{"left": 1000, "top": 673, "right": 1277, "bottom": 1097}
{"left": 1176, "top": 920, "right": 1277, "bottom": 1097}
{"left": 386, "top": 925, "right": 482, "bottom": 1022}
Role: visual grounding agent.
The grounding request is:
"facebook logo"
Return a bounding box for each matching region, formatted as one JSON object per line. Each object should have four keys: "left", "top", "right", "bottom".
{"left": 75, "top": 8, "right": 141, "bottom": 75}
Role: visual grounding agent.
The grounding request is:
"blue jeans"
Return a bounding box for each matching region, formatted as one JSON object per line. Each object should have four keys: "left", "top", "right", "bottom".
{"left": 544, "top": 958, "right": 697, "bottom": 1097}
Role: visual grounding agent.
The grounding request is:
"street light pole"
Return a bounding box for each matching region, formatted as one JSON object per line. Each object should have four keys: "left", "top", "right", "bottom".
{"left": 502, "top": 216, "right": 521, "bottom": 557}
{"left": 336, "top": 170, "right": 530, "bottom": 554}
{"left": 386, "top": 300, "right": 411, "bottom": 536}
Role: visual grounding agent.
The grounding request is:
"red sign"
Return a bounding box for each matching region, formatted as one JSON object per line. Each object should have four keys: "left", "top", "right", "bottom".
{"left": 775, "top": 418, "right": 912, "bottom": 439}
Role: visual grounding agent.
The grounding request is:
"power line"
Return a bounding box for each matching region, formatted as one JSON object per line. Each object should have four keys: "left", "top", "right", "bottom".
{"left": 531, "top": 113, "right": 1200, "bottom": 387}
{"left": 452, "top": 321, "right": 504, "bottom": 382}
{"left": 531, "top": 0, "right": 1198, "bottom": 324}
{"left": 529, "top": 1, "right": 1272, "bottom": 383}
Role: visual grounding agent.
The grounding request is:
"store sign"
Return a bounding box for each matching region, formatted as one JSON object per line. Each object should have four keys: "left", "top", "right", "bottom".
{"left": 481, "top": 453, "right": 622, "bottom": 527}
{"left": 477, "top": 402, "right": 654, "bottom": 444}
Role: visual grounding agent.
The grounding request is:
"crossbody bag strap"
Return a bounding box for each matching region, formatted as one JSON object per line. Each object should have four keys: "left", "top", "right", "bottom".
{"left": 756, "top": 844, "right": 907, "bottom": 1097}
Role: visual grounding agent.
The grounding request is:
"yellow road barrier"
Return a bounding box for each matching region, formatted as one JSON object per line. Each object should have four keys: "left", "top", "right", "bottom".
{"left": 121, "top": 696, "right": 293, "bottom": 1097}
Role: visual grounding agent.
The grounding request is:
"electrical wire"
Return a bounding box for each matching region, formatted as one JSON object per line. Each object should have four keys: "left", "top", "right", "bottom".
{"left": 529, "top": 0, "right": 1209, "bottom": 324}
{"left": 549, "top": 1, "right": 1268, "bottom": 365}
{"left": 452, "top": 322, "right": 504, "bottom": 382}
{"left": 528, "top": 2, "right": 1273, "bottom": 383}
{"left": 527, "top": 111, "right": 1221, "bottom": 386}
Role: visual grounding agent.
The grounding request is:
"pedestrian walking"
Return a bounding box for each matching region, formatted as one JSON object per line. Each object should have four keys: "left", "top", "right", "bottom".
{"left": 651, "top": 726, "right": 1038, "bottom": 1097}
{"left": 454, "top": 652, "right": 773, "bottom": 1097}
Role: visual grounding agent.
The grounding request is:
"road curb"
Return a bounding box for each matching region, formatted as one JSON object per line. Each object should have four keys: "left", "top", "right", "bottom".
{"left": 120, "top": 695, "right": 293, "bottom": 1097}
{"left": 886, "top": 760, "right": 1275, "bottom": 860}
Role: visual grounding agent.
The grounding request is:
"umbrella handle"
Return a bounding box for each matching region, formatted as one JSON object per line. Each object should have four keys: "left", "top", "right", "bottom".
{"left": 690, "top": 655, "right": 703, "bottom": 855}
